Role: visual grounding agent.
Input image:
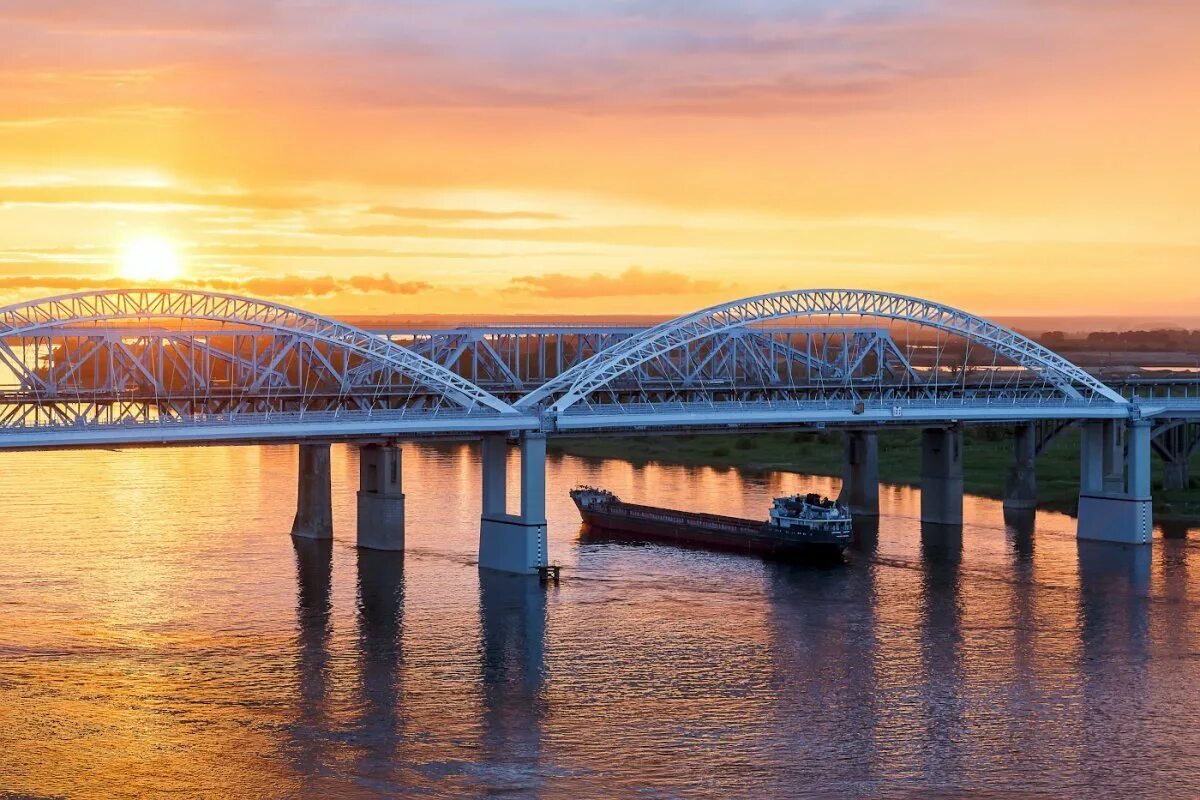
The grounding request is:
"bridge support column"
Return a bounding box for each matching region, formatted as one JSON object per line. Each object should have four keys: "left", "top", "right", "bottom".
{"left": 1003, "top": 422, "right": 1038, "bottom": 512}
{"left": 1101, "top": 419, "right": 1126, "bottom": 493}
{"left": 839, "top": 430, "right": 879, "bottom": 516}
{"left": 357, "top": 443, "right": 405, "bottom": 551}
{"left": 921, "top": 427, "right": 963, "bottom": 526}
{"left": 1164, "top": 458, "right": 1191, "bottom": 492}
{"left": 292, "top": 443, "right": 333, "bottom": 540}
{"left": 1161, "top": 426, "right": 1192, "bottom": 491}
{"left": 479, "top": 433, "right": 548, "bottom": 575}
{"left": 1077, "top": 420, "right": 1152, "bottom": 544}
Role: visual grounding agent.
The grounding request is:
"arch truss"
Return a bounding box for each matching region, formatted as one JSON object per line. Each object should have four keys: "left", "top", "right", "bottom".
{"left": 0, "top": 289, "right": 515, "bottom": 431}
{"left": 379, "top": 324, "right": 911, "bottom": 400}
{"left": 516, "top": 289, "right": 1126, "bottom": 416}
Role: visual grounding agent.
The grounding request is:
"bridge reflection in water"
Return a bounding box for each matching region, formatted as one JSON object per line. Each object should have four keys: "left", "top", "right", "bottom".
{"left": 290, "top": 537, "right": 336, "bottom": 790}
{"left": 354, "top": 549, "right": 407, "bottom": 780}
{"left": 287, "top": 529, "right": 550, "bottom": 796}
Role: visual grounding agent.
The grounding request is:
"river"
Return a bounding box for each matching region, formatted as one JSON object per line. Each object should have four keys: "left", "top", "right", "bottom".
{"left": 0, "top": 443, "right": 1197, "bottom": 798}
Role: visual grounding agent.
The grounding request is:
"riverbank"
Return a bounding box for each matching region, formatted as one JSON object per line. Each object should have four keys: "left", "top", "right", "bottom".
{"left": 548, "top": 429, "right": 1200, "bottom": 520}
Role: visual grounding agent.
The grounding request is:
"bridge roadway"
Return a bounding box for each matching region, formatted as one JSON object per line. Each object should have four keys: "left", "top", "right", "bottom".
{"left": 0, "top": 287, "right": 1196, "bottom": 573}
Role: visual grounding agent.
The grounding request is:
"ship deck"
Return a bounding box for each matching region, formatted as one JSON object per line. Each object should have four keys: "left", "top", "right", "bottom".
{"left": 582, "top": 499, "right": 766, "bottom": 535}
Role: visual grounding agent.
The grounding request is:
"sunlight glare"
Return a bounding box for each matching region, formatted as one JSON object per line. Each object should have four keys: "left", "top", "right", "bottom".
{"left": 118, "top": 237, "right": 183, "bottom": 283}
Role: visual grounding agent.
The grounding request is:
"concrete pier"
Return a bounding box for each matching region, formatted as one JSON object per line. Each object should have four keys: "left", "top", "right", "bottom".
{"left": 921, "top": 427, "right": 964, "bottom": 526}
{"left": 839, "top": 430, "right": 879, "bottom": 516}
{"left": 1160, "top": 425, "right": 1193, "bottom": 491}
{"left": 1101, "top": 419, "right": 1126, "bottom": 494}
{"left": 1077, "top": 419, "right": 1153, "bottom": 544}
{"left": 1003, "top": 422, "right": 1038, "bottom": 511}
{"left": 479, "top": 433, "right": 548, "bottom": 575}
{"left": 357, "top": 443, "right": 406, "bottom": 551}
{"left": 292, "top": 443, "right": 333, "bottom": 540}
{"left": 1163, "top": 458, "right": 1191, "bottom": 492}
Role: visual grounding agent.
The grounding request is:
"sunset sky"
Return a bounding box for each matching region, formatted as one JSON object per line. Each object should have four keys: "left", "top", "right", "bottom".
{"left": 1, "top": 1, "right": 1197, "bottom": 318}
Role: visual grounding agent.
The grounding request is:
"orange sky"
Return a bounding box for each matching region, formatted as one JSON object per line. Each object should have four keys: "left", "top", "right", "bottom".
{"left": 1, "top": 1, "right": 1197, "bottom": 318}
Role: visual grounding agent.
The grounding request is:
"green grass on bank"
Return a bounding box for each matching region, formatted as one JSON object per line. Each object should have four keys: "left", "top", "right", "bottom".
{"left": 547, "top": 428, "right": 1200, "bottom": 520}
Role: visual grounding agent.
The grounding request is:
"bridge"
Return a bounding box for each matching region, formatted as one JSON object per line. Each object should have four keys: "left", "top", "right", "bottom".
{"left": 0, "top": 288, "right": 1196, "bottom": 573}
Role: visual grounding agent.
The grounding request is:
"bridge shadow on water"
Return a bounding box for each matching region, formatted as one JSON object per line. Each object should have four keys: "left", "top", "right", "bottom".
{"left": 477, "top": 571, "right": 550, "bottom": 795}
{"left": 758, "top": 510, "right": 1181, "bottom": 795}
{"left": 288, "top": 538, "right": 409, "bottom": 791}
{"left": 1003, "top": 507, "right": 1037, "bottom": 559}
{"left": 287, "top": 537, "right": 550, "bottom": 796}
{"left": 282, "top": 492, "right": 1192, "bottom": 797}
{"left": 354, "top": 549, "right": 407, "bottom": 781}
{"left": 290, "top": 535, "right": 335, "bottom": 790}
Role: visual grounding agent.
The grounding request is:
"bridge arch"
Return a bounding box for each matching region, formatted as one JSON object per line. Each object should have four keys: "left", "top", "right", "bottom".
{"left": 515, "top": 289, "right": 1126, "bottom": 412}
{"left": 0, "top": 289, "right": 516, "bottom": 414}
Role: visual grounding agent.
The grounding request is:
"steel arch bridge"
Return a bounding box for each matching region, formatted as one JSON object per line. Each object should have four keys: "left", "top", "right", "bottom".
{"left": 0, "top": 287, "right": 1153, "bottom": 449}
{"left": 515, "top": 289, "right": 1128, "bottom": 430}
{"left": 0, "top": 289, "right": 525, "bottom": 448}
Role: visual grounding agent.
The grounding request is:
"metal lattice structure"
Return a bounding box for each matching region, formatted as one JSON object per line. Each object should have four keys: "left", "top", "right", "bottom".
{"left": 386, "top": 326, "right": 645, "bottom": 394}
{"left": 0, "top": 290, "right": 516, "bottom": 434}
{"left": 382, "top": 324, "right": 919, "bottom": 401}
{"left": 1151, "top": 420, "right": 1200, "bottom": 472}
{"left": 515, "top": 290, "right": 1127, "bottom": 414}
{"left": 1, "top": 286, "right": 1197, "bottom": 448}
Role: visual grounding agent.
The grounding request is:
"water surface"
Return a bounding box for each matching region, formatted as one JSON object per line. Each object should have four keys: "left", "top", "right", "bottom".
{"left": 0, "top": 443, "right": 1197, "bottom": 798}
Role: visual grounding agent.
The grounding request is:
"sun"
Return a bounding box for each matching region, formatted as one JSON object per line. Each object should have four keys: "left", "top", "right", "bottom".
{"left": 118, "top": 236, "right": 184, "bottom": 282}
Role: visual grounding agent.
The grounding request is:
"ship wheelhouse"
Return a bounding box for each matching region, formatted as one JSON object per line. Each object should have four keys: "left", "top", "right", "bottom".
{"left": 570, "top": 486, "right": 619, "bottom": 510}
{"left": 767, "top": 493, "right": 853, "bottom": 538}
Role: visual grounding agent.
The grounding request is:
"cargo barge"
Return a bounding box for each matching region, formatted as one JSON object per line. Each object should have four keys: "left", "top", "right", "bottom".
{"left": 570, "top": 486, "right": 852, "bottom": 559}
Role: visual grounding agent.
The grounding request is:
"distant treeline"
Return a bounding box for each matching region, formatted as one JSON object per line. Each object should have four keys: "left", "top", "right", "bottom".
{"left": 1041, "top": 329, "right": 1200, "bottom": 351}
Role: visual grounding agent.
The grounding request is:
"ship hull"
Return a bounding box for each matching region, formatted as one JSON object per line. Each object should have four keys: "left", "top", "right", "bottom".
{"left": 576, "top": 503, "right": 848, "bottom": 561}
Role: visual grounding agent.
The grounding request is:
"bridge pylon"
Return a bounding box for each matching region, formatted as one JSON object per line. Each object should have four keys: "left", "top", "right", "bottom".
{"left": 479, "top": 433, "right": 548, "bottom": 575}
{"left": 1077, "top": 419, "right": 1153, "bottom": 544}
{"left": 357, "top": 443, "right": 406, "bottom": 551}
{"left": 921, "top": 427, "right": 964, "bottom": 526}
{"left": 839, "top": 430, "right": 880, "bottom": 516}
{"left": 292, "top": 443, "right": 333, "bottom": 540}
{"left": 1156, "top": 423, "right": 1197, "bottom": 492}
{"left": 1003, "top": 423, "right": 1038, "bottom": 512}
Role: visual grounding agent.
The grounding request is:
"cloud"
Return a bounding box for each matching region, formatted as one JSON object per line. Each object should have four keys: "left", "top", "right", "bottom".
{"left": 509, "top": 266, "right": 723, "bottom": 298}
{"left": 0, "top": 0, "right": 276, "bottom": 32}
{"left": 312, "top": 222, "right": 705, "bottom": 248}
{"left": 0, "top": 189, "right": 565, "bottom": 224}
{"left": 0, "top": 244, "right": 582, "bottom": 262}
{"left": 656, "top": 74, "right": 899, "bottom": 116}
{"left": 0, "top": 185, "right": 312, "bottom": 211}
{"left": 343, "top": 274, "right": 431, "bottom": 294}
{"left": 0, "top": 273, "right": 431, "bottom": 299}
{"left": 0, "top": 275, "right": 106, "bottom": 291}
{"left": 0, "top": 0, "right": 1130, "bottom": 119}
{"left": 197, "top": 274, "right": 430, "bottom": 298}
{"left": 368, "top": 205, "right": 564, "bottom": 222}
{"left": 0, "top": 0, "right": 1190, "bottom": 185}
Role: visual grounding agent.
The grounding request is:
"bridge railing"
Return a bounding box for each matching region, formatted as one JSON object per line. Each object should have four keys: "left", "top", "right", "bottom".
{"left": 1112, "top": 377, "right": 1200, "bottom": 401}
{"left": 0, "top": 403, "right": 517, "bottom": 434}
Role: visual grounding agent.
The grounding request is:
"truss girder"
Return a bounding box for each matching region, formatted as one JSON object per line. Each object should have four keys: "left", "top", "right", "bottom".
{"left": 0, "top": 290, "right": 515, "bottom": 414}
{"left": 0, "top": 291, "right": 1178, "bottom": 444}
{"left": 514, "top": 289, "right": 1126, "bottom": 412}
